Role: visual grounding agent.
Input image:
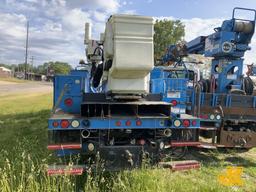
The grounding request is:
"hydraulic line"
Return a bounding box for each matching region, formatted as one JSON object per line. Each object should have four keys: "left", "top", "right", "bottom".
{"left": 243, "top": 76, "right": 254, "bottom": 95}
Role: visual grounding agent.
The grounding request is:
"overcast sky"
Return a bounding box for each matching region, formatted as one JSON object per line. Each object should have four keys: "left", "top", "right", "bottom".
{"left": 0, "top": 0, "right": 256, "bottom": 66}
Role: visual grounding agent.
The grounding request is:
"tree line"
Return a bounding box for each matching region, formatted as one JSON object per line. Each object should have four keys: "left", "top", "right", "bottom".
{"left": 0, "top": 61, "right": 72, "bottom": 75}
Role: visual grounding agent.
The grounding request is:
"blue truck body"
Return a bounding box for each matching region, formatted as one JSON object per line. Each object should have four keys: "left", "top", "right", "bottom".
{"left": 47, "top": 8, "right": 256, "bottom": 174}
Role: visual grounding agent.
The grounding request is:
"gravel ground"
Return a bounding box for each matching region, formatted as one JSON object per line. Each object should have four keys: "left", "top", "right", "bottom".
{"left": 0, "top": 81, "right": 52, "bottom": 96}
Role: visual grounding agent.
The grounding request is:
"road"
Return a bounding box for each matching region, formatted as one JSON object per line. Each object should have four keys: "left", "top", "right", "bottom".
{"left": 0, "top": 81, "right": 52, "bottom": 96}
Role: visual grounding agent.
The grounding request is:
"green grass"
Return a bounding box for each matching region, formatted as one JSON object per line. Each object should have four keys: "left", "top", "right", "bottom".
{"left": 0, "top": 92, "right": 256, "bottom": 191}
{"left": 0, "top": 93, "right": 52, "bottom": 115}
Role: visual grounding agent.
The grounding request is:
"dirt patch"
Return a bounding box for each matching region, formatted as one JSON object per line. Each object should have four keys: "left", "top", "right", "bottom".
{"left": 0, "top": 81, "right": 19, "bottom": 85}
{"left": 0, "top": 81, "right": 52, "bottom": 96}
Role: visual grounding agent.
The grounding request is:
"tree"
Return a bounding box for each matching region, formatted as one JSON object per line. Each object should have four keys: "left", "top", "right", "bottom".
{"left": 41, "top": 61, "right": 72, "bottom": 75}
{"left": 14, "top": 63, "right": 36, "bottom": 73}
{"left": 154, "top": 19, "right": 185, "bottom": 61}
{"left": 0, "top": 63, "right": 12, "bottom": 70}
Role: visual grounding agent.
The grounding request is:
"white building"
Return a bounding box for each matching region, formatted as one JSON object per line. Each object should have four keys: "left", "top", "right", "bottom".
{"left": 0, "top": 67, "right": 12, "bottom": 78}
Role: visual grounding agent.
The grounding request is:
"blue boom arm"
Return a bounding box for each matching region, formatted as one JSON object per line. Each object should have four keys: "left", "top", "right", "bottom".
{"left": 163, "top": 7, "right": 256, "bottom": 94}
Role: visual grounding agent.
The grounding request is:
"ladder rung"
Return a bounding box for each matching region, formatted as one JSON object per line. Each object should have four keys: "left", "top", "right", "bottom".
{"left": 197, "top": 142, "right": 217, "bottom": 149}
{"left": 47, "top": 143, "right": 82, "bottom": 150}
{"left": 200, "top": 127, "right": 217, "bottom": 131}
{"left": 170, "top": 141, "right": 201, "bottom": 147}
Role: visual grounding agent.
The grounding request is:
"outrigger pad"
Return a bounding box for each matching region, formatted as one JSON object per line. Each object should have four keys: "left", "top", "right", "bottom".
{"left": 99, "top": 146, "right": 143, "bottom": 171}
{"left": 47, "top": 165, "right": 85, "bottom": 175}
{"left": 159, "top": 160, "right": 200, "bottom": 171}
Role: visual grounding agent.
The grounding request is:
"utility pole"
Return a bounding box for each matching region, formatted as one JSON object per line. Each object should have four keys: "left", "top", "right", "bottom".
{"left": 30, "top": 56, "right": 34, "bottom": 72}
{"left": 24, "top": 20, "right": 29, "bottom": 79}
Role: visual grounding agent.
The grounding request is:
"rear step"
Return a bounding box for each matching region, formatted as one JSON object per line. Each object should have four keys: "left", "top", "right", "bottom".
{"left": 47, "top": 165, "right": 85, "bottom": 175}
{"left": 199, "top": 127, "right": 217, "bottom": 131}
{"left": 159, "top": 160, "right": 200, "bottom": 171}
{"left": 197, "top": 142, "right": 217, "bottom": 149}
{"left": 170, "top": 141, "right": 201, "bottom": 147}
{"left": 169, "top": 141, "right": 217, "bottom": 149}
{"left": 47, "top": 144, "right": 82, "bottom": 150}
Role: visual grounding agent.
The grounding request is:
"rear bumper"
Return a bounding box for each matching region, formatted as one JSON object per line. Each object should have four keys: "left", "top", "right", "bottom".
{"left": 48, "top": 115, "right": 200, "bottom": 130}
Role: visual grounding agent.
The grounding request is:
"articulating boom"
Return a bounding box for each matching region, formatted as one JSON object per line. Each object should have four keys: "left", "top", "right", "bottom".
{"left": 187, "top": 7, "right": 256, "bottom": 94}
{"left": 160, "top": 7, "right": 256, "bottom": 149}
{"left": 162, "top": 7, "right": 256, "bottom": 94}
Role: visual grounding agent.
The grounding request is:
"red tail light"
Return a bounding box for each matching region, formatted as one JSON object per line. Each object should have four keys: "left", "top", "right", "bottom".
{"left": 192, "top": 120, "right": 197, "bottom": 126}
{"left": 60, "top": 120, "right": 69, "bottom": 128}
{"left": 183, "top": 119, "right": 190, "bottom": 127}
{"left": 125, "top": 120, "right": 131, "bottom": 126}
{"left": 136, "top": 120, "right": 142, "bottom": 126}
{"left": 171, "top": 100, "right": 177, "bottom": 106}
{"left": 116, "top": 121, "right": 121, "bottom": 126}
{"left": 52, "top": 121, "right": 59, "bottom": 127}
{"left": 64, "top": 98, "right": 73, "bottom": 107}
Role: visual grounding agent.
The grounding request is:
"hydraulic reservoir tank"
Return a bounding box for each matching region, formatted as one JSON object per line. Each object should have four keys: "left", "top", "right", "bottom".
{"left": 104, "top": 14, "right": 154, "bottom": 94}
{"left": 234, "top": 21, "right": 254, "bottom": 33}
